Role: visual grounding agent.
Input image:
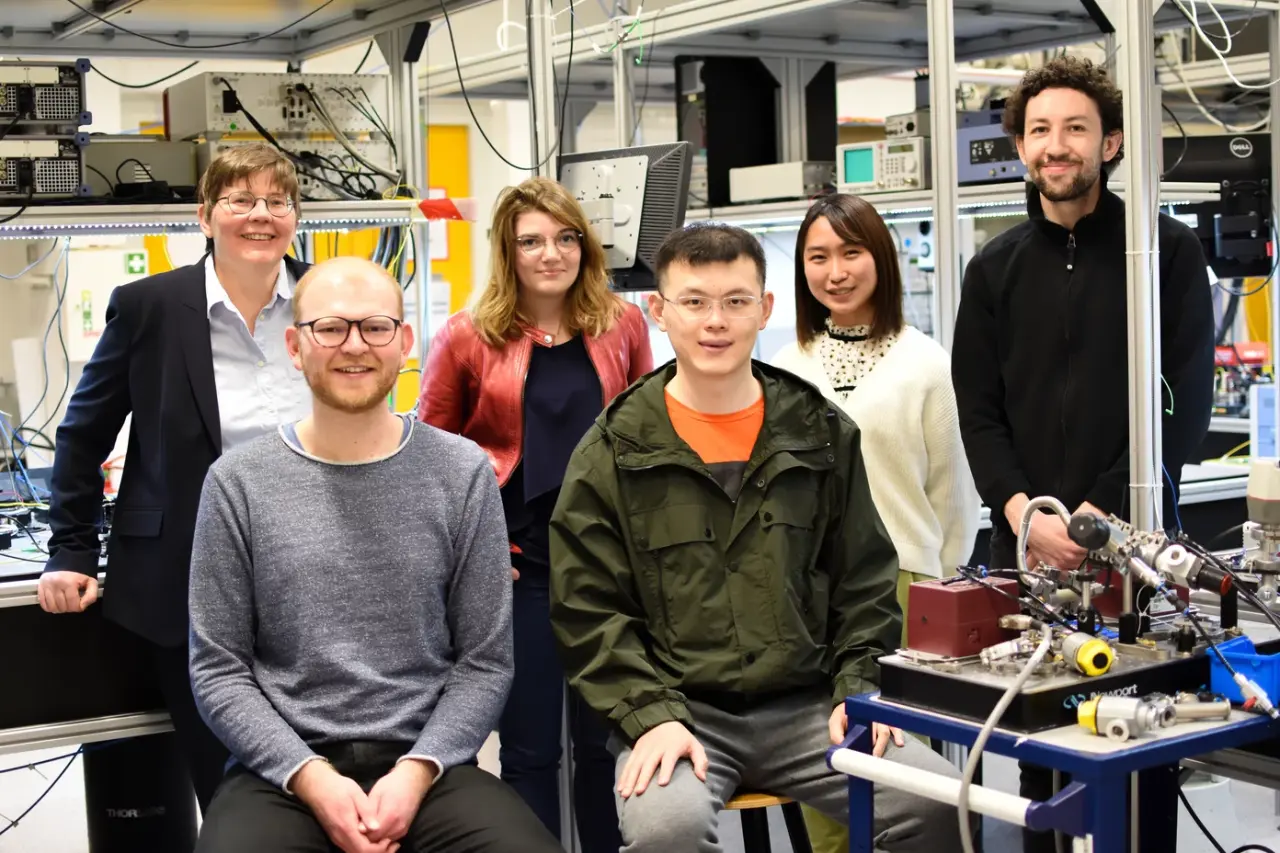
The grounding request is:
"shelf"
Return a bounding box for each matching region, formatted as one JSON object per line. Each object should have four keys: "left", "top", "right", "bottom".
{"left": 425, "top": 0, "right": 1225, "bottom": 100}
{"left": 0, "top": 711, "right": 172, "bottom": 757}
{"left": 2, "top": 0, "right": 486, "bottom": 61}
{"left": 0, "top": 199, "right": 418, "bottom": 239}
{"left": 685, "top": 181, "right": 1224, "bottom": 228}
{"left": 1210, "top": 416, "right": 1251, "bottom": 435}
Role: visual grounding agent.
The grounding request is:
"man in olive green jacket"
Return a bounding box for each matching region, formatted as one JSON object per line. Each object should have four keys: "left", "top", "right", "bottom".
{"left": 549, "top": 223, "right": 959, "bottom": 852}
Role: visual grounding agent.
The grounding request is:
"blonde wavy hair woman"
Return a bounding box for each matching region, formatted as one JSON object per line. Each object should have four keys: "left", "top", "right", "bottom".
{"left": 471, "top": 176, "right": 624, "bottom": 344}
{"left": 418, "top": 175, "right": 652, "bottom": 853}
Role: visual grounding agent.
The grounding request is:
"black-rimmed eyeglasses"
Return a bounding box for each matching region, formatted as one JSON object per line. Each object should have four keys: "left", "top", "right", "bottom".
{"left": 297, "top": 316, "right": 402, "bottom": 348}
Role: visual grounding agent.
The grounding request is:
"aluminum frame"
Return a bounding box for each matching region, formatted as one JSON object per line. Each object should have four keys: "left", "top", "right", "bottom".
{"left": 5, "top": 0, "right": 487, "bottom": 61}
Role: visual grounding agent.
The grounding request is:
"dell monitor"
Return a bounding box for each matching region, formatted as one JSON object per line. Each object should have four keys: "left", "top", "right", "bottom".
{"left": 1161, "top": 132, "right": 1273, "bottom": 279}
{"left": 557, "top": 141, "right": 693, "bottom": 292}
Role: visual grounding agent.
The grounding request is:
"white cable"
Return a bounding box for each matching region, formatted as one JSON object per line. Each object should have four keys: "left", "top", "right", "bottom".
{"left": 496, "top": 0, "right": 525, "bottom": 51}
{"left": 1194, "top": 0, "right": 1235, "bottom": 53}
{"left": 302, "top": 88, "right": 400, "bottom": 182}
{"left": 958, "top": 625, "right": 1055, "bottom": 853}
{"left": 495, "top": 19, "right": 526, "bottom": 51}
{"left": 1159, "top": 34, "right": 1270, "bottom": 132}
{"left": 1171, "top": 0, "right": 1280, "bottom": 91}
{"left": 563, "top": 1, "right": 643, "bottom": 57}
{"left": 1017, "top": 496, "right": 1073, "bottom": 579}
{"left": 551, "top": 0, "right": 600, "bottom": 18}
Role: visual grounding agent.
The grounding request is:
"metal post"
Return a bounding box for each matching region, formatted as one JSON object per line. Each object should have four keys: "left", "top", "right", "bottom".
{"left": 1119, "top": 0, "right": 1162, "bottom": 553}
{"left": 560, "top": 101, "right": 594, "bottom": 156}
{"left": 528, "top": 0, "right": 559, "bottom": 177}
{"left": 1269, "top": 11, "right": 1280, "bottom": 455}
{"left": 1102, "top": 33, "right": 1118, "bottom": 76}
{"left": 1109, "top": 8, "right": 1162, "bottom": 847}
{"left": 779, "top": 58, "right": 806, "bottom": 163}
{"left": 377, "top": 26, "right": 431, "bottom": 364}
{"left": 614, "top": 44, "right": 635, "bottom": 149}
{"left": 926, "top": 0, "right": 960, "bottom": 352}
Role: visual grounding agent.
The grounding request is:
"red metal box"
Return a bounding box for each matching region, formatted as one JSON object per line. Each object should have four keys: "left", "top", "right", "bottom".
{"left": 906, "top": 577, "right": 1020, "bottom": 658}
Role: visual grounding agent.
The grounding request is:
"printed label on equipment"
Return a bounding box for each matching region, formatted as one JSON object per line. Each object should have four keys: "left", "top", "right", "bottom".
{"left": 1063, "top": 681, "right": 1138, "bottom": 710}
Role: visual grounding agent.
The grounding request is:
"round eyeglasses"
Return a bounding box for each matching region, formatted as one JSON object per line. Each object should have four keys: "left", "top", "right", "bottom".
{"left": 297, "top": 316, "right": 402, "bottom": 348}
{"left": 515, "top": 231, "right": 582, "bottom": 255}
{"left": 663, "top": 295, "right": 764, "bottom": 319}
{"left": 218, "top": 191, "right": 296, "bottom": 217}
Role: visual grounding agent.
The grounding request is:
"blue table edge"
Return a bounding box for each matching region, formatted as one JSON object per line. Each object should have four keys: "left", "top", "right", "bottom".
{"left": 830, "top": 691, "right": 1280, "bottom": 777}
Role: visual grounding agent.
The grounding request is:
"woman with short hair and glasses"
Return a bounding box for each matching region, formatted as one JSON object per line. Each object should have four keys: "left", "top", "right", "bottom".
{"left": 419, "top": 176, "right": 652, "bottom": 852}
{"left": 39, "top": 142, "right": 312, "bottom": 816}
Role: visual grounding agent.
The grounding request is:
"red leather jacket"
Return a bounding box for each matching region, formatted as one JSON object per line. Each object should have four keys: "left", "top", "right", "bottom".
{"left": 418, "top": 302, "right": 654, "bottom": 487}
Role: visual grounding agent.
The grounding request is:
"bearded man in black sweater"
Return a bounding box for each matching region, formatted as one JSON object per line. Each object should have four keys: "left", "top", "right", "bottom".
{"left": 952, "top": 56, "right": 1214, "bottom": 853}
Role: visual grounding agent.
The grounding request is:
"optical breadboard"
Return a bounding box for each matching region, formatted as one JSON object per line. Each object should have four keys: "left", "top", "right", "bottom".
{"left": 0, "top": 59, "right": 91, "bottom": 132}
{"left": 197, "top": 139, "right": 397, "bottom": 201}
{"left": 164, "top": 72, "right": 392, "bottom": 140}
{"left": 0, "top": 135, "right": 89, "bottom": 200}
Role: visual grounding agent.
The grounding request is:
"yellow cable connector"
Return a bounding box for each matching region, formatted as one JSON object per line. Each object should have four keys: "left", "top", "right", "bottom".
{"left": 1077, "top": 696, "right": 1100, "bottom": 735}
{"left": 1073, "top": 637, "right": 1114, "bottom": 677}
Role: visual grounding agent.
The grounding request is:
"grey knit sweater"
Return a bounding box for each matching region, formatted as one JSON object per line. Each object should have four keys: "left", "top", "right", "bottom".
{"left": 188, "top": 416, "right": 513, "bottom": 790}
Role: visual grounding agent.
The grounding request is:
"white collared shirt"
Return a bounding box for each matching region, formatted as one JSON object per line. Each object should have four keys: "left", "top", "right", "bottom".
{"left": 205, "top": 256, "right": 311, "bottom": 453}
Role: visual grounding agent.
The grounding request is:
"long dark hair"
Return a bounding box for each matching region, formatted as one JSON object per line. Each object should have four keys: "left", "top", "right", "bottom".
{"left": 794, "top": 194, "right": 904, "bottom": 348}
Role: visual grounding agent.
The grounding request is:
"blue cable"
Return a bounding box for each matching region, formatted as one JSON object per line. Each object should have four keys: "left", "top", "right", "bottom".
{"left": 0, "top": 411, "right": 47, "bottom": 502}
{"left": 1163, "top": 462, "right": 1183, "bottom": 534}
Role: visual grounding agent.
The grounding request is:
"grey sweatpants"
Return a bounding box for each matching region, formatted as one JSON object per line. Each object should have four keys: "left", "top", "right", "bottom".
{"left": 611, "top": 690, "right": 960, "bottom": 853}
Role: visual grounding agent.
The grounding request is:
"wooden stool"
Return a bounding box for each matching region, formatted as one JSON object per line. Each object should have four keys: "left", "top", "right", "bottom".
{"left": 725, "top": 791, "right": 814, "bottom": 853}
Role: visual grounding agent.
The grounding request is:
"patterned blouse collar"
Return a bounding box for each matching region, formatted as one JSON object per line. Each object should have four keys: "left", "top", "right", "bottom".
{"left": 825, "top": 317, "right": 872, "bottom": 342}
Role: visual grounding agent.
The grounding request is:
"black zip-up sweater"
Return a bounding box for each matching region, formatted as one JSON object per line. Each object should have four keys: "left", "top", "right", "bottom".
{"left": 952, "top": 177, "right": 1214, "bottom": 551}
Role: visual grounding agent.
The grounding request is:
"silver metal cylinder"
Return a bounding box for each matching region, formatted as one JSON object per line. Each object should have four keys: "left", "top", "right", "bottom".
{"left": 1173, "top": 697, "right": 1231, "bottom": 722}
{"left": 1094, "top": 695, "right": 1176, "bottom": 742}
{"left": 613, "top": 40, "right": 635, "bottom": 148}
{"left": 925, "top": 0, "right": 959, "bottom": 352}
{"left": 528, "top": 1, "right": 559, "bottom": 178}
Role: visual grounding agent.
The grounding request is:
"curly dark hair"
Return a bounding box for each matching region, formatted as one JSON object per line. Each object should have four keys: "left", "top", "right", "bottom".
{"left": 1002, "top": 55, "right": 1125, "bottom": 171}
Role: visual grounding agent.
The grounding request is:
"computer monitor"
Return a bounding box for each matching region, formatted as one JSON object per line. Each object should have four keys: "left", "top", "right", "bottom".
{"left": 557, "top": 141, "right": 693, "bottom": 292}
{"left": 1161, "top": 132, "right": 1273, "bottom": 279}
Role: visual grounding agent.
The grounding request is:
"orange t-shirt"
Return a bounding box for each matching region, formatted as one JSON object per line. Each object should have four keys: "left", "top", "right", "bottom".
{"left": 665, "top": 390, "right": 764, "bottom": 497}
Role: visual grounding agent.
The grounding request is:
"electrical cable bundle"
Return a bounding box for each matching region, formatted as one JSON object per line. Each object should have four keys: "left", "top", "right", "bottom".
{"left": 215, "top": 76, "right": 401, "bottom": 202}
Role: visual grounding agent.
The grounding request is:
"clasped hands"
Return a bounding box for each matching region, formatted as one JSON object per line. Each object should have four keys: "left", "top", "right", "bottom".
{"left": 291, "top": 756, "right": 437, "bottom": 853}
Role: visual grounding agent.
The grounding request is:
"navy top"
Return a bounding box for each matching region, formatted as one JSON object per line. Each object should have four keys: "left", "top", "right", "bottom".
{"left": 501, "top": 335, "right": 603, "bottom": 567}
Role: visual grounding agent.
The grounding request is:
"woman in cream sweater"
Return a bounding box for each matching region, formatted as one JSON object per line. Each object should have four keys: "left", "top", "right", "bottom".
{"left": 772, "top": 192, "right": 981, "bottom": 853}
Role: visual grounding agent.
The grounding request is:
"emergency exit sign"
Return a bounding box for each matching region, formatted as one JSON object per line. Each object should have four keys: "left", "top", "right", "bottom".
{"left": 125, "top": 252, "right": 147, "bottom": 275}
